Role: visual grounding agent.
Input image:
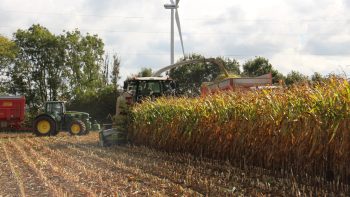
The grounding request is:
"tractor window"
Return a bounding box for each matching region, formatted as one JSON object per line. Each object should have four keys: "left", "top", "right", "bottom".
{"left": 46, "top": 103, "right": 63, "bottom": 114}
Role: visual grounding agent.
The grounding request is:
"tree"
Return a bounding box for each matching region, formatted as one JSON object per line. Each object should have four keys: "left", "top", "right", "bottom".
{"left": 7, "top": 24, "right": 106, "bottom": 111}
{"left": 0, "top": 35, "right": 17, "bottom": 93}
{"left": 285, "top": 70, "right": 309, "bottom": 85}
{"left": 311, "top": 72, "right": 324, "bottom": 83}
{"left": 9, "top": 24, "right": 64, "bottom": 110}
{"left": 62, "top": 30, "right": 105, "bottom": 98}
{"left": 242, "top": 56, "right": 284, "bottom": 84}
{"left": 138, "top": 68, "right": 152, "bottom": 77}
{"left": 111, "top": 54, "right": 121, "bottom": 92}
{"left": 0, "top": 35, "right": 17, "bottom": 69}
{"left": 102, "top": 53, "right": 110, "bottom": 85}
{"left": 220, "top": 56, "right": 241, "bottom": 75}
{"left": 169, "top": 54, "right": 241, "bottom": 96}
{"left": 67, "top": 85, "right": 117, "bottom": 123}
{"left": 67, "top": 54, "right": 121, "bottom": 123}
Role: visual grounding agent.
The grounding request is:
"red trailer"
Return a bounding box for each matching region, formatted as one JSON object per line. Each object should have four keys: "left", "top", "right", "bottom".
{"left": 0, "top": 96, "right": 26, "bottom": 129}
{"left": 201, "top": 73, "right": 273, "bottom": 96}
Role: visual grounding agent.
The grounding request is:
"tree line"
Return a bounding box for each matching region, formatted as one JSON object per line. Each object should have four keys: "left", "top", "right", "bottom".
{"left": 0, "top": 24, "right": 328, "bottom": 121}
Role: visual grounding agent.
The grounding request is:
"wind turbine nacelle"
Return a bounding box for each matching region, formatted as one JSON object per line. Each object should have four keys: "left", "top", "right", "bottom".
{"left": 164, "top": 4, "right": 178, "bottom": 9}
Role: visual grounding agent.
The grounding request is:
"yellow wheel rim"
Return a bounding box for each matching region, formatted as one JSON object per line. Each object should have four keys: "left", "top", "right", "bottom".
{"left": 37, "top": 120, "right": 50, "bottom": 134}
{"left": 71, "top": 124, "right": 81, "bottom": 134}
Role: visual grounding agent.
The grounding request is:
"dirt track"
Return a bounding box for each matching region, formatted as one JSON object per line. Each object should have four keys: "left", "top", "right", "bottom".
{"left": 0, "top": 132, "right": 348, "bottom": 197}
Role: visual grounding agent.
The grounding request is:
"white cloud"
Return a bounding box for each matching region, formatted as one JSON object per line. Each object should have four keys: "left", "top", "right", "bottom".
{"left": 1, "top": 0, "right": 350, "bottom": 81}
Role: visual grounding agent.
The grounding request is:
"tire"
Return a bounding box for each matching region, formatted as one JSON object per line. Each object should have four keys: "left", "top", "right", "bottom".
{"left": 33, "top": 116, "right": 56, "bottom": 137}
{"left": 68, "top": 120, "right": 86, "bottom": 136}
{"left": 82, "top": 129, "right": 90, "bottom": 135}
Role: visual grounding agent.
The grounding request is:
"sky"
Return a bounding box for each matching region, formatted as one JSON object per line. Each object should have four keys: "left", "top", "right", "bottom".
{"left": 1, "top": 0, "right": 350, "bottom": 81}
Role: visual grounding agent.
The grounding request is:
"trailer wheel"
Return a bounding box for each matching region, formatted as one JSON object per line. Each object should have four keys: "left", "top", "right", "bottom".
{"left": 69, "top": 120, "right": 86, "bottom": 136}
{"left": 33, "top": 116, "right": 56, "bottom": 136}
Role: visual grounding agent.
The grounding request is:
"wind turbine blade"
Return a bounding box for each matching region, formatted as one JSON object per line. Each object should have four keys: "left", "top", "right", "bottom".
{"left": 170, "top": 0, "right": 175, "bottom": 4}
{"left": 175, "top": 9, "right": 185, "bottom": 56}
{"left": 176, "top": 0, "right": 180, "bottom": 5}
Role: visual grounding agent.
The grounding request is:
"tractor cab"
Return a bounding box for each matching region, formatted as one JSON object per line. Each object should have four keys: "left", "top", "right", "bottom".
{"left": 45, "top": 101, "right": 65, "bottom": 115}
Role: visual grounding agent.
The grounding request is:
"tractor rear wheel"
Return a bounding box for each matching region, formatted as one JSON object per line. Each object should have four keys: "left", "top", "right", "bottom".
{"left": 33, "top": 116, "right": 56, "bottom": 136}
{"left": 82, "top": 128, "right": 90, "bottom": 135}
{"left": 69, "top": 120, "right": 86, "bottom": 136}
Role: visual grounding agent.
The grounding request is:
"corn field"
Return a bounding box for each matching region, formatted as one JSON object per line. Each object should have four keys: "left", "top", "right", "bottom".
{"left": 130, "top": 78, "right": 350, "bottom": 185}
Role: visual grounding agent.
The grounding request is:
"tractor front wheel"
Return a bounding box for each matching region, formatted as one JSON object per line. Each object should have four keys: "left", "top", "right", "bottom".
{"left": 33, "top": 116, "right": 56, "bottom": 136}
{"left": 69, "top": 120, "right": 86, "bottom": 136}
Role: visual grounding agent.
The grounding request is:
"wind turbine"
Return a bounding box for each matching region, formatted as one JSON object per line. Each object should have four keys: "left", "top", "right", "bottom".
{"left": 164, "top": 0, "right": 185, "bottom": 65}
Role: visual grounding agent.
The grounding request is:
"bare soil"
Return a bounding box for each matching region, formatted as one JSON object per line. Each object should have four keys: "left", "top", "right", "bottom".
{"left": 0, "top": 132, "right": 348, "bottom": 197}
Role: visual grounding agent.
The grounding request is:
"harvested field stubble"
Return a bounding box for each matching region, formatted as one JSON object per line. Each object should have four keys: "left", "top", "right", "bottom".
{"left": 0, "top": 132, "right": 348, "bottom": 196}
{"left": 130, "top": 78, "right": 350, "bottom": 185}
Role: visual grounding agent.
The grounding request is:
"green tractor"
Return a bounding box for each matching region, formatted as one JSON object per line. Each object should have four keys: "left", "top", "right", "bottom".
{"left": 33, "top": 101, "right": 93, "bottom": 136}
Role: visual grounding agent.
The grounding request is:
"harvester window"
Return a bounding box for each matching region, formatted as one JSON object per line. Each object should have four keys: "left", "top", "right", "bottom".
{"left": 149, "top": 82, "right": 160, "bottom": 93}
{"left": 128, "top": 85, "right": 134, "bottom": 91}
{"left": 137, "top": 81, "right": 160, "bottom": 96}
{"left": 125, "top": 81, "right": 136, "bottom": 94}
{"left": 140, "top": 83, "right": 151, "bottom": 95}
{"left": 163, "top": 81, "right": 176, "bottom": 95}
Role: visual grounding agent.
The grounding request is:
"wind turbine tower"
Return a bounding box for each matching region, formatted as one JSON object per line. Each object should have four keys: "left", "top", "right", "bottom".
{"left": 164, "top": 0, "right": 185, "bottom": 65}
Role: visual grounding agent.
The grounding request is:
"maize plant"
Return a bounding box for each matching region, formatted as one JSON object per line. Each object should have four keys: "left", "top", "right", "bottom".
{"left": 130, "top": 78, "right": 350, "bottom": 184}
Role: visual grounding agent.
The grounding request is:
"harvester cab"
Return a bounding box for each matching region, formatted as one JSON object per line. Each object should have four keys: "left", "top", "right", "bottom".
{"left": 33, "top": 101, "right": 94, "bottom": 137}
{"left": 122, "top": 77, "right": 175, "bottom": 104}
